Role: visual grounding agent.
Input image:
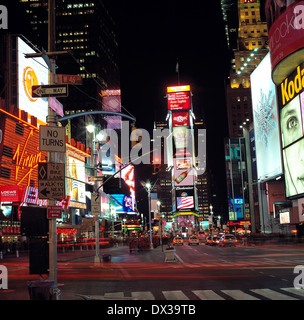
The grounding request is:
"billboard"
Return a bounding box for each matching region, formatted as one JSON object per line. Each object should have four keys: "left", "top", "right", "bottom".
{"left": 280, "top": 94, "right": 304, "bottom": 198}
{"left": 67, "top": 156, "right": 86, "bottom": 204}
{"left": 173, "top": 158, "right": 194, "bottom": 186}
{"left": 175, "top": 186, "right": 194, "bottom": 211}
{"left": 167, "top": 85, "right": 191, "bottom": 111}
{"left": 266, "top": 1, "right": 304, "bottom": 84}
{"left": 111, "top": 194, "right": 134, "bottom": 214}
{"left": 120, "top": 164, "right": 135, "bottom": 212}
{"left": 172, "top": 112, "right": 190, "bottom": 127}
{"left": 101, "top": 90, "right": 122, "bottom": 130}
{"left": 17, "top": 37, "right": 49, "bottom": 125}
{"left": 251, "top": 53, "right": 282, "bottom": 181}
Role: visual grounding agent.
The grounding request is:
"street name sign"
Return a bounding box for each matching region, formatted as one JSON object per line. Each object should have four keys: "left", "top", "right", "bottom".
{"left": 32, "top": 84, "right": 68, "bottom": 98}
{"left": 88, "top": 176, "right": 103, "bottom": 182}
{"left": 91, "top": 192, "right": 101, "bottom": 216}
{"left": 39, "top": 126, "right": 66, "bottom": 153}
{"left": 38, "top": 162, "right": 65, "bottom": 200}
{"left": 55, "top": 74, "right": 83, "bottom": 85}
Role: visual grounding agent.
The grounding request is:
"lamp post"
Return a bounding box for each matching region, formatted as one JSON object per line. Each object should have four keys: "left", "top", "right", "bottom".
{"left": 87, "top": 124, "right": 101, "bottom": 263}
{"left": 145, "top": 182, "right": 153, "bottom": 250}
{"left": 210, "top": 204, "right": 213, "bottom": 234}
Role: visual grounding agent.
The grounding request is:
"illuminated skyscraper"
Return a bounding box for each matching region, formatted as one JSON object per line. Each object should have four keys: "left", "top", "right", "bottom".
{"left": 226, "top": 0, "right": 268, "bottom": 137}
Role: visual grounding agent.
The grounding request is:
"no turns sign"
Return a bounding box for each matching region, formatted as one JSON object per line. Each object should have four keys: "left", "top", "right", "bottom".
{"left": 39, "top": 126, "right": 66, "bottom": 153}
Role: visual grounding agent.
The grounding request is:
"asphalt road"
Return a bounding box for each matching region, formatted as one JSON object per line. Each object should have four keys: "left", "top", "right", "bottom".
{"left": 1, "top": 241, "right": 304, "bottom": 301}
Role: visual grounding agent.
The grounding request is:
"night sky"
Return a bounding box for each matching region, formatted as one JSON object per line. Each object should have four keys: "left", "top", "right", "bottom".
{"left": 113, "top": 1, "right": 230, "bottom": 215}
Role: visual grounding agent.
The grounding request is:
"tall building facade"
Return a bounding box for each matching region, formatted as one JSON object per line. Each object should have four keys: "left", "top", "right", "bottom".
{"left": 226, "top": 0, "right": 268, "bottom": 138}
{"left": 224, "top": 0, "right": 268, "bottom": 232}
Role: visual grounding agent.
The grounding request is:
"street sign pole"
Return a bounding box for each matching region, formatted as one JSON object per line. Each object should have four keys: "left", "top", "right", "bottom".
{"left": 47, "top": 0, "right": 60, "bottom": 300}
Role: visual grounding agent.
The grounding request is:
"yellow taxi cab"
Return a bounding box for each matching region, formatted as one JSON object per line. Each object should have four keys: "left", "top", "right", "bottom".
{"left": 188, "top": 236, "right": 199, "bottom": 246}
{"left": 173, "top": 236, "right": 184, "bottom": 245}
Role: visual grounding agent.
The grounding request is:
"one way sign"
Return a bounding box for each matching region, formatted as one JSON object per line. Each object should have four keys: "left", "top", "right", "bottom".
{"left": 38, "top": 162, "right": 65, "bottom": 200}
{"left": 32, "top": 84, "right": 68, "bottom": 98}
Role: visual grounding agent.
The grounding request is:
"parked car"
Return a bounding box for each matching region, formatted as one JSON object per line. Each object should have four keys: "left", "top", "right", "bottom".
{"left": 219, "top": 234, "right": 237, "bottom": 247}
{"left": 173, "top": 236, "right": 183, "bottom": 245}
{"left": 188, "top": 236, "right": 199, "bottom": 246}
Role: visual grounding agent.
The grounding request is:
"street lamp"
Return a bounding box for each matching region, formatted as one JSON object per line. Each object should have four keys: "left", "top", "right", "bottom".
{"left": 145, "top": 182, "right": 153, "bottom": 250}
{"left": 209, "top": 204, "right": 214, "bottom": 234}
{"left": 86, "top": 124, "right": 101, "bottom": 263}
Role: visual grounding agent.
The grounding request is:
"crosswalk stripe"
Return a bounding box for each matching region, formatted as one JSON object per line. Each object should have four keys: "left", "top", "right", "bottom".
{"left": 104, "top": 292, "right": 125, "bottom": 299}
{"left": 162, "top": 290, "right": 190, "bottom": 300}
{"left": 131, "top": 291, "right": 155, "bottom": 300}
{"left": 80, "top": 287, "right": 304, "bottom": 301}
{"left": 281, "top": 287, "right": 304, "bottom": 297}
{"left": 221, "top": 290, "right": 260, "bottom": 300}
{"left": 250, "top": 288, "right": 299, "bottom": 300}
{"left": 192, "top": 290, "right": 225, "bottom": 300}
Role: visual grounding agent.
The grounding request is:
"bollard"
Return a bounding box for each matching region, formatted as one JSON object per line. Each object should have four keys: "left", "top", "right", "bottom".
{"left": 0, "top": 251, "right": 3, "bottom": 259}
{"left": 16, "top": 250, "right": 19, "bottom": 258}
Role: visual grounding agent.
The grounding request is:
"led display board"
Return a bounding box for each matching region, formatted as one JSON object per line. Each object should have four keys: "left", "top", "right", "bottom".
{"left": 17, "top": 37, "right": 49, "bottom": 125}
{"left": 251, "top": 53, "right": 282, "bottom": 181}
{"left": 167, "top": 91, "right": 191, "bottom": 111}
{"left": 120, "top": 164, "right": 135, "bottom": 212}
{"left": 111, "top": 194, "right": 134, "bottom": 214}
{"left": 175, "top": 186, "right": 194, "bottom": 211}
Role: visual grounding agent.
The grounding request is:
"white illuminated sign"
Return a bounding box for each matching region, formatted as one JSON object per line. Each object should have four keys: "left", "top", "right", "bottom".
{"left": 17, "top": 37, "right": 49, "bottom": 125}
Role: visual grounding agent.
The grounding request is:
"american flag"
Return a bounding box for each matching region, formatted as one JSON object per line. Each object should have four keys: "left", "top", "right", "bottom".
{"left": 177, "top": 196, "right": 194, "bottom": 209}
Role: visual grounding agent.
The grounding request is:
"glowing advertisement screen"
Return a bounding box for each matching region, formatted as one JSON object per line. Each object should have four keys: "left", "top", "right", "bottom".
{"left": 167, "top": 91, "right": 191, "bottom": 111}
{"left": 175, "top": 186, "right": 194, "bottom": 211}
{"left": 250, "top": 53, "right": 282, "bottom": 180}
{"left": 17, "top": 37, "right": 49, "bottom": 124}
{"left": 281, "top": 93, "right": 304, "bottom": 198}
{"left": 111, "top": 194, "right": 134, "bottom": 214}
{"left": 173, "top": 158, "right": 194, "bottom": 187}
{"left": 67, "top": 156, "right": 86, "bottom": 204}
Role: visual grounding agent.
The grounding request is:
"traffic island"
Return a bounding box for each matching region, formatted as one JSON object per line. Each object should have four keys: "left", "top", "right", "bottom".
{"left": 164, "top": 247, "right": 177, "bottom": 262}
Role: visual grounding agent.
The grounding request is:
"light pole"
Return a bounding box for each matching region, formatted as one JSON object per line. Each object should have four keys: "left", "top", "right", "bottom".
{"left": 210, "top": 204, "right": 213, "bottom": 234}
{"left": 145, "top": 182, "right": 153, "bottom": 250}
{"left": 87, "top": 124, "right": 103, "bottom": 263}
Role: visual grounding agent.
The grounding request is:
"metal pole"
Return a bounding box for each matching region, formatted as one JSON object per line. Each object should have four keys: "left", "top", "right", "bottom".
{"left": 93, "top": 132, "right": 101, "bottom": 263}
{"left": 47, "top": 0, "right": 60, "bottom": 299}
{"left": 148, "top": 188, "right": 153, "bottom": 250}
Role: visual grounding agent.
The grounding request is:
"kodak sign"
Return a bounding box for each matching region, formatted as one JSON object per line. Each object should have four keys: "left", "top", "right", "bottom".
{"left": 279, "top": 64, "right": 304, "bottom": 107}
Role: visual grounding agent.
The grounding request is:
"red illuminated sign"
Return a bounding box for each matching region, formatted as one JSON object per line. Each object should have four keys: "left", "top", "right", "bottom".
{"left": 168, "top": 91, "right": 191, "bottom": 111}
{"left": 0, "top": 186, "right": 22, "bottom": 202}
{"left": 172, "top": 112, "right": 190, "bottom": 127}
